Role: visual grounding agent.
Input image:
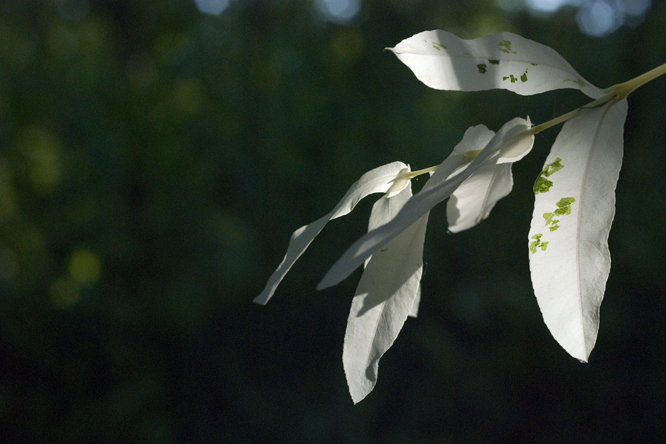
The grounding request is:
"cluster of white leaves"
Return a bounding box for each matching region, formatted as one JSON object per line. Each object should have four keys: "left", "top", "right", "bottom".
{"left": 256, "top": 30, "right": 629, "bottom": 403}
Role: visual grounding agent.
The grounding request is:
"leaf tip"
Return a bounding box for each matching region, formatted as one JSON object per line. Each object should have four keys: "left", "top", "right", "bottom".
{"left": 315, "top": 278, "right": 331, "bottom": 291}
{"left": 347, "top": 382, "right": 372, "bottom": 404}
{"left": 252, "top": 294, "right": 269, "bottom": 305}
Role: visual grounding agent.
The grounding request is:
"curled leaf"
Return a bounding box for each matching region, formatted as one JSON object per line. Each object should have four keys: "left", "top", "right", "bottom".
{"left": 319, "top": 118, "right": 534, "bottom": 290}
{"left": 255, "top": 162, "right": 409, "bottom": 304}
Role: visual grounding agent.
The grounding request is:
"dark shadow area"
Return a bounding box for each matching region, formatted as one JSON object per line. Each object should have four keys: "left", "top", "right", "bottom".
{"left": 1, "top": 0, "right": 665, "bottom": 442}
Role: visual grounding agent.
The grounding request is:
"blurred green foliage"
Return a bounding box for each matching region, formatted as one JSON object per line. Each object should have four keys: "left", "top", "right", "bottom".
{"left": 0, "top": 0, "right": 665, "bottom": 442}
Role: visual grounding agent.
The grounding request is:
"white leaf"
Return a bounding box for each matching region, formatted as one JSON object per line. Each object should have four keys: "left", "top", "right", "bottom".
{"left": 344, "top": 183, "right": 429, "bottom": 403}
{"left": 528, "top": 99, "right": 628, "bottom": 361}
{"left": 408, "top": 288, "right": 421, "bottom": 318}
{"left": 254, "top": 161, "right": 408, "bottom": 305}
{"left": 388, "top": 30, "right": 604, "bottom": 99}
{"left": 445, "top": 121, "right": 533, "bottom": 233}
{"left": 447, "top": 163, "right": 513, "bottom": 233}
{"left": 318, "top": 118, "right": 534, "bottom": 290}
{"left": 366, "top": 176, "right": 423, "bottom": 320}
{"left": 450, "top": 124, "right": 496, "bottom": 156}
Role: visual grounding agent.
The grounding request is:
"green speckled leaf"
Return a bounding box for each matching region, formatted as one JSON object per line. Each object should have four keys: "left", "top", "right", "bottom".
{"left": 388, "top": 30, "right": 604, "bottom": 99}
{"left": 528, "top": 99, "right": 628, "bottom": 361}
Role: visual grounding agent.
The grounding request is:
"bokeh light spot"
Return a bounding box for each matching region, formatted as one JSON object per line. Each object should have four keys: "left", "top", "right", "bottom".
{"left": 68, "top": 247, "right": 101, "bottom": 286}
{"left": 525, "top": 0, "right": 567, "bottom": 13}
{"left": 194, "top": 0, "right": 231, "bottom": 16}
{"left": 316, "top": 0, "right": 361, "bottom": 23}
{"left": 577, "top": 1, "right": 618, "bottom": 37}
{"left": 522, "top": 0, "right": 651, "bottom": 36}
{"left": 17, "top": 126, "right": 63, "bottom": 194}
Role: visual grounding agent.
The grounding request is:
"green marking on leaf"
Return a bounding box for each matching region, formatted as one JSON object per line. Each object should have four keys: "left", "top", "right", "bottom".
{"left": 488, "top": 59, "right": 500, "bottom": 65}
{"left": 504, "top": 69, "right": 528, "bottom": 83}
{"left": 543, "top": 158, "right": 564, "bottom": 177}
{"left": 554, "top": 197, "right": 575, "bottom": 215}
{"left": 432, "top": 42, "right": 446, "bottom": 51}
{"left": 498, "top": 40, "right": 517, "bottom": 54}
{"left": 477, "top": 63, "right": 487, "bottom": 74}
{"left": 533, "top": 158, "right": 564, "bottom": 194}
{"left": 533, "top": 176, "right": 554, "bottom": 194}
{"left": 531, "top": 63, "right": 538, "bottom": 66}
{"left": 563, "top": 78, "right": 586, "bottom": 87}
{"left": 529, "top": 234, "right": 548, "bottom": 254}
{"left": 529, "top": 234, "right": 540, "bottom": 254}
{"left": 520, "top": 69, "right": 528, "bottom": 82}
{"left": 462, "top": 149, "right": 482, "bottom": 164}
{"left": 542, "top": 213, "right": 560, "bottom": 231}
{"left": 542, "top": 197, "right": 575, "bottom": 231}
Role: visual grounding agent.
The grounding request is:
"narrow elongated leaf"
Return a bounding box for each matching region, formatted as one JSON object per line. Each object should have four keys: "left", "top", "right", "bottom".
{"left": 528, "top": 99, "right": 628, "bottom": 361}
{"left": 318, "top": 118, "right": 534, "bottom": 290}
{"left": 254, "top": 162, "right": 409, "bottom": 304}
{"left": 389, "top": 30, "right": 604, "bottom": 99}
{"left": 344, "top": 183, "right": 429, "bottom": 403}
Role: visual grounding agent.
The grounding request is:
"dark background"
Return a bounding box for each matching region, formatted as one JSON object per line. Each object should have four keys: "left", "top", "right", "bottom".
{"left": 1, "top": 0, "right": 665, "bottom": 442}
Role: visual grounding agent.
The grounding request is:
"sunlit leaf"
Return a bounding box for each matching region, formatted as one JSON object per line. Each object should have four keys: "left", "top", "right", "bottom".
{"left": 254, "top": 161, "right": 409, "bottom": 304}
{"left": 388, "top": 30, "right": 605, "bottom": 99}
{"left": 528, "top": 99, "right": 628, "bottom": 361}
{"left": 445, "top": 118, "right": 535, "bottom": 233}
{"left": 319, "top": 118, "right": 534, "bottom": 290}
{"left": 344, "top": 182, "right": 429, "bottom": 403}
{"left": 447, "top": 163, "right": 513, "bottom": 233}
